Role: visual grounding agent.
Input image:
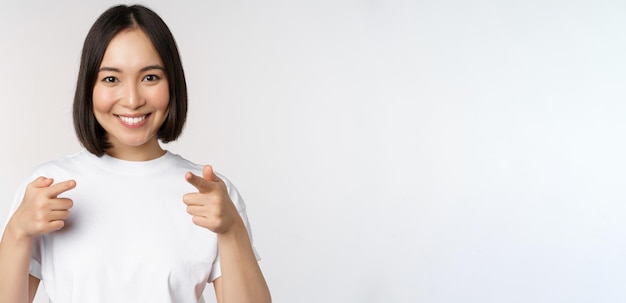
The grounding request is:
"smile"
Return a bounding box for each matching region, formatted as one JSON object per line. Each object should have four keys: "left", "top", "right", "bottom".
{"left": 116, "top": 114, "right": 149, "bottom": 126}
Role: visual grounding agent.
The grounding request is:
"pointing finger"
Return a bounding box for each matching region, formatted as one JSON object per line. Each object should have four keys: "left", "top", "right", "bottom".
{"left": 185, "top": 171, "right": 211, "bottom": 193}
{"left": 46, "top": 180, "right": 77, "bottom": 198}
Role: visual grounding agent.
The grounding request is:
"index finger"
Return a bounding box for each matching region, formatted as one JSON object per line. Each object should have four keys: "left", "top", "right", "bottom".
{"left": 45, "top": 180, "right": 76, "bottom": 198}
{"left": 185, "top": 171, "right": 212, "bottom": 194}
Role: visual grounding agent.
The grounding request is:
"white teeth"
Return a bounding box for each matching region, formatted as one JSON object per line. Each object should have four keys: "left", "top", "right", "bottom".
{"left": 119, "top": 115, "right": 147, "bottom": 125}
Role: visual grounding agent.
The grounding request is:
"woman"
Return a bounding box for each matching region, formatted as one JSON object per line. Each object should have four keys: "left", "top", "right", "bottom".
{"left": 0, "top": 4, "right": 271, "bottom": 303}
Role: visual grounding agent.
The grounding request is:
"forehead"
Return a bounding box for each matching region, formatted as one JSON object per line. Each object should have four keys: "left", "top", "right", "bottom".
{"left": 100, "top": 28, "right": 163, "bottom": 67}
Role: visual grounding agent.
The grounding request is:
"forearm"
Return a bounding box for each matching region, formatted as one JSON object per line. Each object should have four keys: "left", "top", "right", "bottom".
{"left": 0, "top": 223, "right": 35, "bottom": 303}
{"left": 217, "top": 220, "right": 271, "bottom": 303}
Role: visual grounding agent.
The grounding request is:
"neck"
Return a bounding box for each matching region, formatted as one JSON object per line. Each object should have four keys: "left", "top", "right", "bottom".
{"left": 105, "top": 141, "right": 166, "bottom": 161}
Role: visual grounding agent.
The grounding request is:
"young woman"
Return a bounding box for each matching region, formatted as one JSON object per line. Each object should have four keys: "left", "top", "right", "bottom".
{"left": 0, "top": 5, "right": 271, "bottom": 303}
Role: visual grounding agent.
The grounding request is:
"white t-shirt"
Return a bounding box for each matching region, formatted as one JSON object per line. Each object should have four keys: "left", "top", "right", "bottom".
{"left": 4, "top": 150, "right": 258, "bottom": 303}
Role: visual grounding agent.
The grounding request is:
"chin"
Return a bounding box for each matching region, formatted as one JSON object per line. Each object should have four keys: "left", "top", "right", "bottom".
{"left": 114, "top": 137, "right": 153, "bottom": 148}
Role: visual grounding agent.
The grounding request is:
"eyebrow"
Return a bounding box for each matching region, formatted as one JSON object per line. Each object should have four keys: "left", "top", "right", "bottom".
{"left": 98, "top": 65, "right": 165, "bottom": 73}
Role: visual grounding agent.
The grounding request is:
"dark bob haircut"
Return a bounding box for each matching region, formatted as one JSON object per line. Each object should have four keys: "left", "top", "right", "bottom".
{"left": 73, "top": 4, "right": 187, "bottom": 156}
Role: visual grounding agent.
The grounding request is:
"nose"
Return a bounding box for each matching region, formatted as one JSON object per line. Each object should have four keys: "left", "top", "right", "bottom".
{"left": 121, "top": 82, "right": 145, "bottom": 109}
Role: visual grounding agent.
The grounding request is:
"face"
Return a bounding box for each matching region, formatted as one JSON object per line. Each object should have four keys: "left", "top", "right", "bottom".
{"left": 92, "top": 28, "right": 169, "bottom": 159}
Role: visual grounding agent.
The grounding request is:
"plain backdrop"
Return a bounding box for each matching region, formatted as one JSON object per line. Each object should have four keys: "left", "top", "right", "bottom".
{"left": 1, "top": 0, "right": 626, "bottom": 302}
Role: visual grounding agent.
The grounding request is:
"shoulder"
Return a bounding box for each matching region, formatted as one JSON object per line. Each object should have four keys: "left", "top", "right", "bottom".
{"left": 29, "top": 150, "right": 92, "bottom": 179}
{"left": 165, "top": 152, "right": 233, "bottom": 183}
{"left": 164, "top": 151, "right": 204, "bottom": 174}
{"left": 10, "top": 150, "right": 89, "bottom": 205}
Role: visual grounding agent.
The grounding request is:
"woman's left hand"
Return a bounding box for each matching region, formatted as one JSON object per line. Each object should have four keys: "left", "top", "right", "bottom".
{"left": 183, "top": 165, "right": 241, "bottom": 234}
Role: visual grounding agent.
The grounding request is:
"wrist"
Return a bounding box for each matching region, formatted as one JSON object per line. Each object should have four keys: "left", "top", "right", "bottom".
{"left": 217, "top": 218, "right": 247, "bottom": 241}
{"left": 4, "top": 219, "right": 34, "bottom": 243}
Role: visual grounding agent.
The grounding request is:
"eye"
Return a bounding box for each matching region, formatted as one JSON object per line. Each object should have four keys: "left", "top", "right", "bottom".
{"left": 143, "top": 74, "right": 161, "bottom": 82}
{"left": 102, "top": 76, "right": 118, "bottom": 83}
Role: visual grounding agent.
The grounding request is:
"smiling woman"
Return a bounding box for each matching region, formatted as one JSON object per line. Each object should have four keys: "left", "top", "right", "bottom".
{"left": 0, "top": 4, "right": 271, "bottom": 303}
{"left": 72, "top": 5, "right": 187, "bottom": 160}
{"left": 92, "top": 29, "right": 171, "bottom": 161}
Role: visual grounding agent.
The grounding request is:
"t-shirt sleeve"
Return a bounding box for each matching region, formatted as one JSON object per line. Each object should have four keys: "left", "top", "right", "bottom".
{"left": 207, "top": 173, "right": 261, "bottom": 282}
{"left": 2, "top": 173, "right": 43, "bottom": 279}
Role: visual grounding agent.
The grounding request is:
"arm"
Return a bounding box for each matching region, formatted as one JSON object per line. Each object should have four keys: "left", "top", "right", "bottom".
{"left": 213, "top": 219, "right": 271, "bottom": 303}
{"left": 0, "top": 177, "right": 75, "bottom": 303}
{"left": 184, "top": 166, "right": 271, "bottom": 303}
{"left": 0, "top": 228, "right": 43, "bottom": 303}
{"left": 0, "top": 223, "right": 35, "bottom": 303}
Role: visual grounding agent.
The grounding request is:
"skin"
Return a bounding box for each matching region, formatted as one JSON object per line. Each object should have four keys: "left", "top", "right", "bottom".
{"left": 0, "top": 177, "right": 76, "bottom": 302}
{"left": 93, "top": 28, "right": 170, "bottom": 161}
{"left": 0, "top": 28, "right": 270, "bottom": 303}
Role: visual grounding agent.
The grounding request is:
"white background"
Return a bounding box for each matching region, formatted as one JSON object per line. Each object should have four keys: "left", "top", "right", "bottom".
{"left": 1, "top": 0, "right": 626, "bottom": 302}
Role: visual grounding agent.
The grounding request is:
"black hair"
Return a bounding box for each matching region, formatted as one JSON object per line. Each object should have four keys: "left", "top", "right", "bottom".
{"left": 73, "top": 4, "right": 187, "bottom": 156}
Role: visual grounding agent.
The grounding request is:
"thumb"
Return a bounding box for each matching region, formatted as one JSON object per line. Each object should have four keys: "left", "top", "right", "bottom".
{"left": 31, "top": 177, "right": 54, "bottom": 189}
{"left": 202, "top": 165, "right": 217, "bottom": 182}
{"left": 185, "top": 165, "right": 219, "bottom": 193}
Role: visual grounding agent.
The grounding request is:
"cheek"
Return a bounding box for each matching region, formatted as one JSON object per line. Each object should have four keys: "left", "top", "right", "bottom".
{"left": 150, "top": 84, "right": 170, "bottom": 110}
{"left": 92, "top": 85, "right": 115, "bottom": 112}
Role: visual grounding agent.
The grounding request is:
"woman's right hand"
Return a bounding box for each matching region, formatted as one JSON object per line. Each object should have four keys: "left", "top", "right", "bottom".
{"left": 9, "top": 177, "right": 76, "bottom": 239}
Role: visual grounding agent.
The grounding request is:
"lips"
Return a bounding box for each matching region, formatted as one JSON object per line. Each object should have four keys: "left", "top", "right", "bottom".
{"left": 115, "top": 113, "right": 151, "bottom": 126}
